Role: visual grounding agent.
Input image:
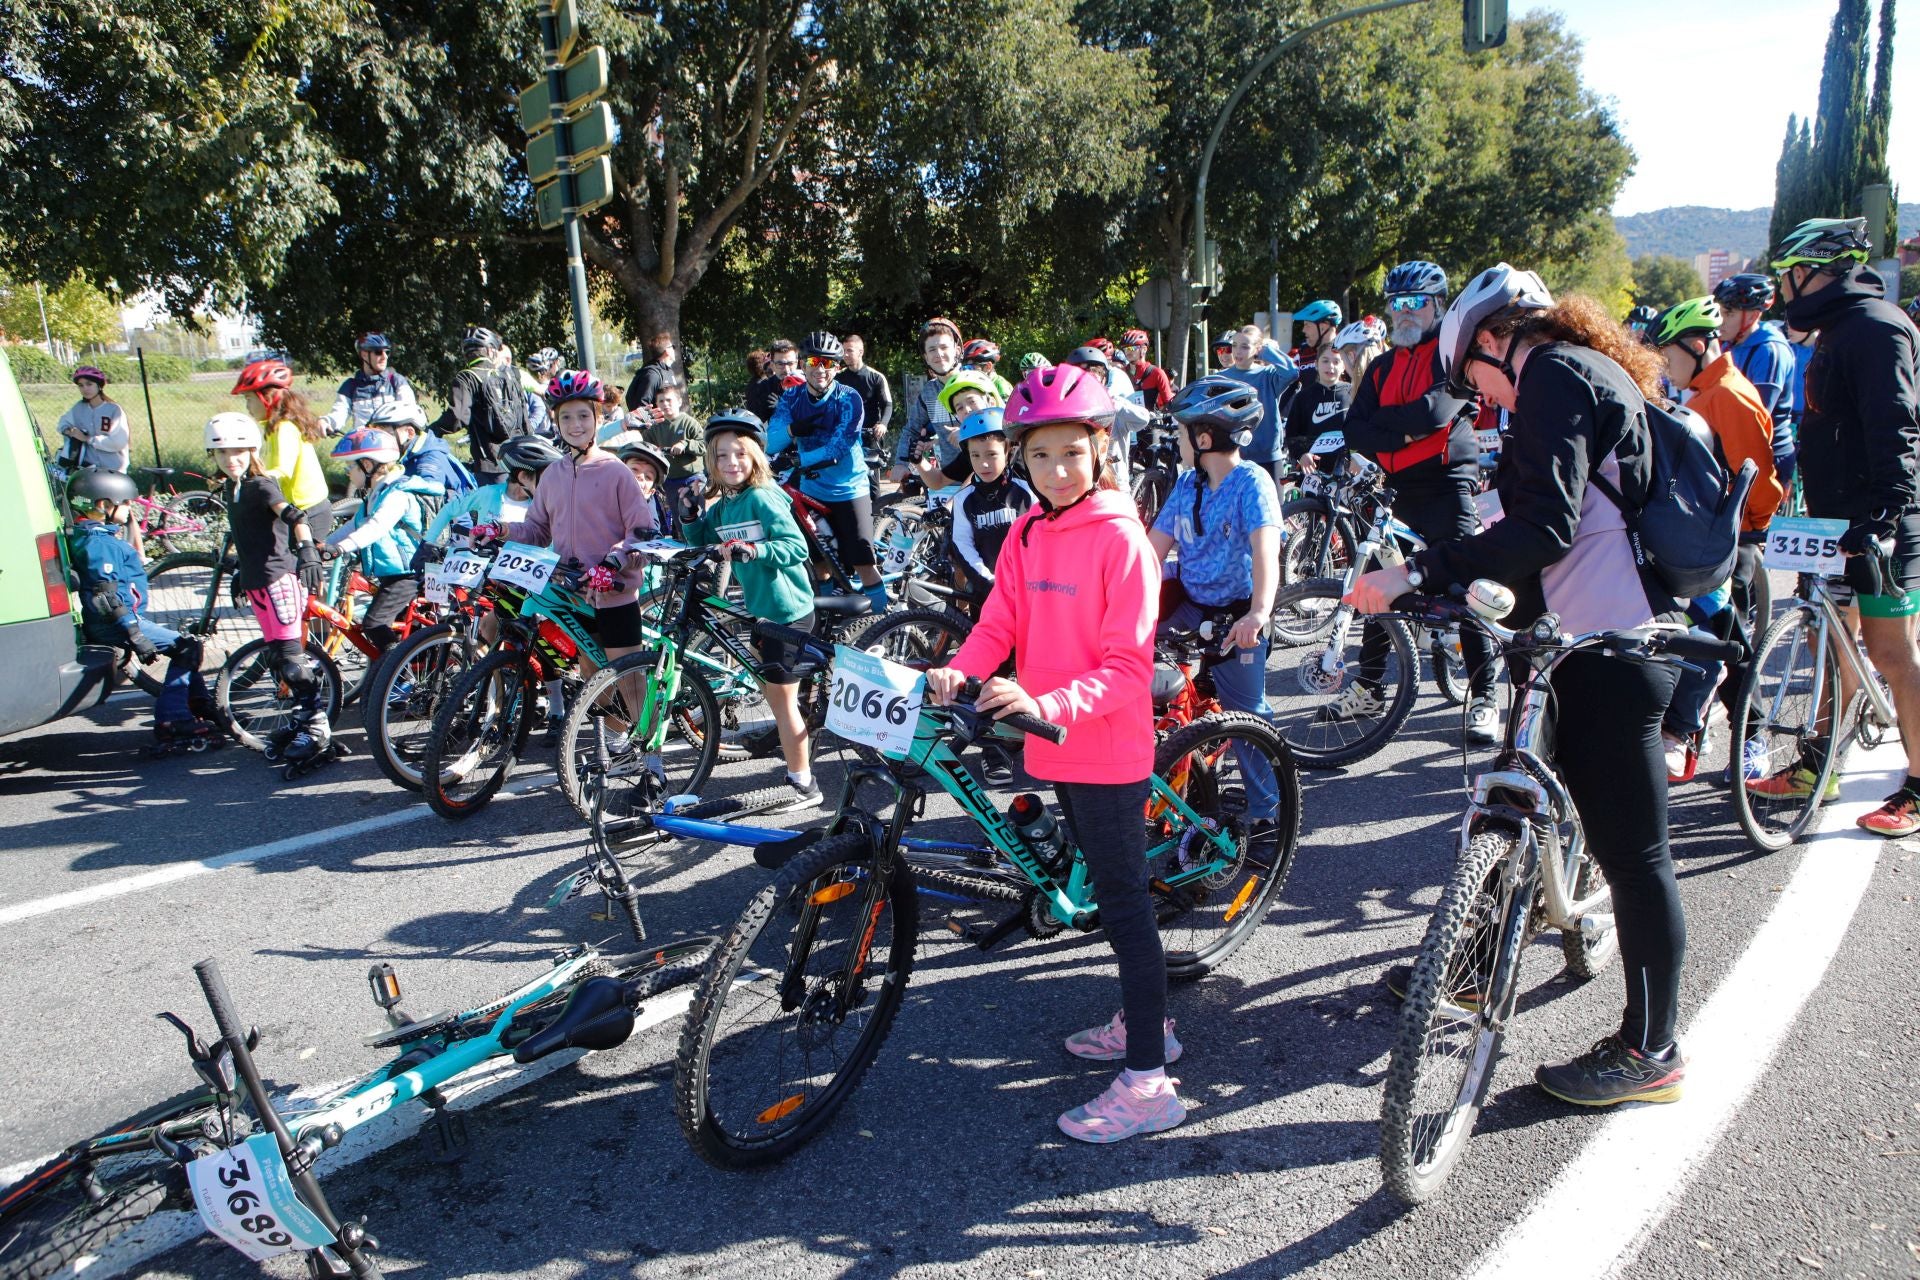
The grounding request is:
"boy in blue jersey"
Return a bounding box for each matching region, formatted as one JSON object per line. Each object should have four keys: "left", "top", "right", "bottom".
{"left": 767, "top": 330, "right": 884, "bottom": 611}
{"left": 1147, "top": 375, "right": 1285, "bottom": 836}
{"left": 1714, "top": 272, "right": 1799, "bottom": 489}
{"left": 1219, "top": 324, "right": 1300, "bottom": 485}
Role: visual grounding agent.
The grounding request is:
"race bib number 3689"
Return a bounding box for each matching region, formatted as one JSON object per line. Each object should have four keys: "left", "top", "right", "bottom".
{"left": 186, "top": 1133, "right": 336, "bottom": 1261}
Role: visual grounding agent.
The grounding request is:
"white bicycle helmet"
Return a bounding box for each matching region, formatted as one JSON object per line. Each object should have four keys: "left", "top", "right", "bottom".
{"left": 204, "top": 412, "right": 263, "bottom": 451}
{"left": 367, "top": 400, "right": 427, "bottom": 431}
{"left": 1334, "top": 319, "right": 1382, "bottom": 349}
{"left": 1438, "top": 263, "right": 1553, "bottom": 393}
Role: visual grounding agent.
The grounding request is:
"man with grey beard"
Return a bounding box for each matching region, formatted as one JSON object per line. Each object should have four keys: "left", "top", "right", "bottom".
{"left": 1339, "top": 259, "right": 1498, "bottom": 742}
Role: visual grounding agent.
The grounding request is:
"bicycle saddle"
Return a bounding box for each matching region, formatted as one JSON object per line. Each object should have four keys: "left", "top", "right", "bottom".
{"left": 811, "top": 594, "right": 873, "bottom": 618}
{"left": 138, "top": 466, "right": 178, "bottom": 478}
{"left": 511, "top": 977, "right": 634, "bottom": 1064}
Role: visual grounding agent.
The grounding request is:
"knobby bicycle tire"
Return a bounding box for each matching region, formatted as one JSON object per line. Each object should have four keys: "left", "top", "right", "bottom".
{"left": 360, "top": 623, "right": 471, "bottom": 792}
{"left": 559, "top": 652, "right": 723, "bottom": 822}
{"left": 214, "top": 639, "right": 345, "bottom": 753}
{"left": 1729, "top": 603, "right": 1842, "bottom": 853}
{"left": 1267, "top": 578, "right": 1418, "bottom": 769}
{"left": 422, "top": 648, "right": 537, "bottom": 820}
{"left": 133, "top": 551, "right": 258, "bottom": 696}
{"left": 674, "top": 832, "right": 917, "bottom": 1169}
{"left": 1380, "top": 827, "right": 1525, "bottom": 1204}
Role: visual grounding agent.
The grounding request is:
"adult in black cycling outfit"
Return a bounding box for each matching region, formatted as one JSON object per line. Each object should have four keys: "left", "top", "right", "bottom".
{"left": 1348, "top": 263, "right": 1691, "bottom": 1109}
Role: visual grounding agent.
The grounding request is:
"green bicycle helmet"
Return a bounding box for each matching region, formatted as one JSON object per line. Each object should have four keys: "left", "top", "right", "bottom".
{"left": 1018, "top": 352, "right": 1050, "bottom": 373}
{"left": 937, "top": 370, "right": 1001, "bottom": 415}
{"left": 1649, "top": 297, "right": 1724, "bottom": 348}
{"left": 1768, "top": 217, "right": 1871, "bottom": 271}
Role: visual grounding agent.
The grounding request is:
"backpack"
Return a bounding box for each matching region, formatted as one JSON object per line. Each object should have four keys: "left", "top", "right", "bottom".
{"left": 1588, "top": 400, "right": 1757, "bottom": 600}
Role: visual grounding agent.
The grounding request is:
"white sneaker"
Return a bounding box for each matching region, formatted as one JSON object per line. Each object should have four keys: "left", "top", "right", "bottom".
{"left": 1662, "top": 734, "right": 1695, "bottom": 784}
{"left": 1465, "top": 696, "right": 1499, "bottom": 744}
{"left": 1315, "top": 683, "right": 1384, "bottom": 722}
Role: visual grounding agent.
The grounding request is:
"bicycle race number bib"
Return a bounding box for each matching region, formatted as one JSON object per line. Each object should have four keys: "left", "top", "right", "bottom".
{"left": 1309, "top": 431, "right": 1345, "bottom": 455}
{"left": 1764, "top": 516, "right": 1848, "bottom": 575}
{"left": 1475, "top": 428, "right": 1501, "bottom": 456}
{"left": 826, "top": 645, "right": 924, "bottom": 760}
{"left": 629, "top": 538, "right": 687, "bottom": 561}
{"left": 489, "top": 542, "right": 561, "bottom": 593}
{"left": 186, "top": 1133, "right": 337, "bottom": 1262}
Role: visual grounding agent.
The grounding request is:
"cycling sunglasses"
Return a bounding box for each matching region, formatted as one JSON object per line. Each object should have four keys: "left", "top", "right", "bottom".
{"left": 804, "top": 355, "right": 840, "bottom": 369}
{"left": 1387, "top": 295, "right": 1430, "bottom": 313}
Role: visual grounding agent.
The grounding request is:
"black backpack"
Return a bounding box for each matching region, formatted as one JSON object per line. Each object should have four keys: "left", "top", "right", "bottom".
{"left": 1589, "top": 401, "right": 1757, "bottom": 600}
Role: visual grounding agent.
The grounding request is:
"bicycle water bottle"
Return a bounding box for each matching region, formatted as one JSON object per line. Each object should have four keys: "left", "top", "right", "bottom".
{"left": 536, "top": 618, "right": 579, "bottom": 664}
{"left": 1008, "top": 793, "right": 1070, "bottom": 875}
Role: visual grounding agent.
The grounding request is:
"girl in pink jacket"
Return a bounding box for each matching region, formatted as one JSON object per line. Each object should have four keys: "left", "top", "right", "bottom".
{"left": 926, "top": 365, "right": 1180, "bottom": 1145}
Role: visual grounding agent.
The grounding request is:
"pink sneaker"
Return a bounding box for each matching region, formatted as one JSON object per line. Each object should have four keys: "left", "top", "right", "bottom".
{"left": 1063, "top": 1011, "right": 1182, "bottom": 1064}
{"left": 1057, "top": 1073, "right": 1187, "bottom": 1144}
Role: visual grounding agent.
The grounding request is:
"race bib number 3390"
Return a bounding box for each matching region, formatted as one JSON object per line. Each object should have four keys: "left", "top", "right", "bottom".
{"left": 824, "top": 645, "right": 925, "bottom": 759}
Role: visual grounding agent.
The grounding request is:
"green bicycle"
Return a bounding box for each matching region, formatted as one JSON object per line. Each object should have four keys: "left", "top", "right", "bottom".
{"left": 0, "top": 803, "right": 715, "bottom": 1280}
{"left": 655, "top": 655, "right": 1301, "bottom": 1168}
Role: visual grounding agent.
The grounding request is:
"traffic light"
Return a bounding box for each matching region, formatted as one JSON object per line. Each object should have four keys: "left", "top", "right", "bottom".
{"left": 1463, "top": 0, "right": 1507, "bottom": 52}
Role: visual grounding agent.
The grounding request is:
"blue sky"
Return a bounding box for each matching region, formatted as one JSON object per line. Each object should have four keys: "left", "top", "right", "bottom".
{"left": 1540, "top": 0, "right": 1918, "bottom": 214}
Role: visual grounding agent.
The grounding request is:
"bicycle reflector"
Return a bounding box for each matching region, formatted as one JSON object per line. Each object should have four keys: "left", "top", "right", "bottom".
{"left": 368, "top": 962, "right": 402, "bottom": 1011}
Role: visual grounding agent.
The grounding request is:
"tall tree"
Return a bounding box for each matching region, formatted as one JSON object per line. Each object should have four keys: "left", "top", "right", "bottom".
{"left": 1863, "top": 0, "right": 1899, "bottom": 250}
{"left": 1772, "top": 0, "right": 1879, "bottom": 248}
{"left": 0, "top": 272, "right": 122, "bottom": 347}
{"left": 1629, "top": 255, "right": 1708, "bottom": 312}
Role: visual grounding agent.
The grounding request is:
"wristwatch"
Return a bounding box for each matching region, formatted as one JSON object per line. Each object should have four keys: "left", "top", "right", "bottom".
{"left": 1405, "top": 563, "right": 1425, "bottom": 590}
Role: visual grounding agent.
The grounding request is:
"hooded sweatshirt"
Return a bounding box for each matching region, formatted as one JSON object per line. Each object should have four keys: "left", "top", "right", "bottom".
{"left": 506, "top": 451, "right": 653, "bottom": 607}
{"left": 949, "top": 489, "right": 1158, "bottom": 783}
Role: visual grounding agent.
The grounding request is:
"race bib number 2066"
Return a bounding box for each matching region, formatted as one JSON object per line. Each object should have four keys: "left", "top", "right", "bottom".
{"left": 824, "top": 645, "right": 924, "bottom": 759}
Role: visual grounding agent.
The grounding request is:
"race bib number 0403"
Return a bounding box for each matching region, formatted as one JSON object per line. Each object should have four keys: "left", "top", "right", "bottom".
{"left": 489, "top": 542, "right": 560, "bottom": 593}
{"left": 824, "top": 645, "right": 925, "bottom": 759}
{"left": 186, "top": 1133, "right": 337, "bottom": 1262}
{"left": 1764, "top": 516, "right": 1848, "bottom": 575}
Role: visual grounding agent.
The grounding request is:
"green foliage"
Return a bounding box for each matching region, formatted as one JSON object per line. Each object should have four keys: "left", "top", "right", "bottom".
{"left": 1630, "top": 255, "right": 1707, "bottom": 312}
{"left": 137, "top": 353, "right": 196, "bottom": 383}
{"left": 0, "top": 272, "right": 121, "bottom": 347}
{"left": 199, "top": 357, "right": 240, "bottom": 373}
{"left": 4, "top": 344, "right": 68, "bottom": 384}
{"left": 1901, "top": 264, "right": 1920, "bottom": 302}
{"left": 1771, "top": 0, "right": 1898, "bottom": 252}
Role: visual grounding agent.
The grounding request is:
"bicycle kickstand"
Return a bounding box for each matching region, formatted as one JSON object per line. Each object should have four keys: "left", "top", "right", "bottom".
{"left": 420, "top": 1087, "right": 469, "bottom": 1163}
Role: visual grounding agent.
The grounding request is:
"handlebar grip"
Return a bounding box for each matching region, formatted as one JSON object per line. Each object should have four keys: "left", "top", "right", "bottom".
{"left": 193, "top": 957, "right": 247, "bottom": 1049}
{"left": 1000, "top": 711, "right": 1067, "bottom": 746}
{"left": 1660, "top": 632, "right": 1747, "bottom": 665}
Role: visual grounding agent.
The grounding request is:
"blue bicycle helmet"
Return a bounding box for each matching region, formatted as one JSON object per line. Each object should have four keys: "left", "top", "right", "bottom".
{"left": 1167, "top": 374, "right": 1262, "bottom": 452}
{"left": 1296, "top": 299, "right": 1343, "bottom": 325}
{"left": 356, "top": 331, "right": 391, "bottom": 352}
{"left": 1384, "top": 260, "right": 1449, "bottom": 299}
{"left": 1711, "top": 272, "right": 1775, "bottom": 313}
{"left": 955, "top": 406, "right": 1008, "bottom": 445}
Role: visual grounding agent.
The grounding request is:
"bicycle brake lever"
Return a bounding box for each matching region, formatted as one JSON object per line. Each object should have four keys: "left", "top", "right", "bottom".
{"left": 156, "top": 1011, "right": 210, "bottom": 1062}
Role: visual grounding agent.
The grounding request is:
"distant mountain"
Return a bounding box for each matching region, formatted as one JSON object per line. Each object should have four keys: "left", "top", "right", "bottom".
{"left": 1614, "top": 203, "right": 1920, "bottom": 262}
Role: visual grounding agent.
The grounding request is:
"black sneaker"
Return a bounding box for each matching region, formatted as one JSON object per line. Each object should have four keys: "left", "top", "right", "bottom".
{"left": 1535, "top": 1035, "right": 1686, "bottom": 1107}
{"left": 768, "top": 775, "right": 824, "bottom": 813}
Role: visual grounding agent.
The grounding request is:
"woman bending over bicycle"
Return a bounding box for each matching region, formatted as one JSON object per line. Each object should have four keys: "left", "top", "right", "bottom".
{"left": 683, "top": 410, "right": 823, "bottom": 812}
{"left": 207, "top": 412, "right": 330, "bottom": 765}
{"left": 1346, "top": 265, "right": 1692, "bottom": 1109}
{"left": 324, "top": 428, "right": 434, "bottom": 653}
{"left": 924, "top": 365, "right": 1178, "bottom": 1145}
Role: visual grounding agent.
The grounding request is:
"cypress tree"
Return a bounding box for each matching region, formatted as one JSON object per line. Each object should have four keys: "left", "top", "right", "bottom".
{"left": 1773, "top": 0, "right": 1874, "bottom": 245}
{"left": 1863, "top": 0, "right": 1898, "bottom": 250}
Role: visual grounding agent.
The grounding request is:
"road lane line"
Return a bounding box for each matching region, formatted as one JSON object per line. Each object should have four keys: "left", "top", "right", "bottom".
{"left": 0, "top": 774, "right": 555, "bottom": 929}
{"left": 1466, "top": 741, "right": 1899, "bottom": 1280}
{"left": 3, "top": 987, "right": 696, "bottom": 1278}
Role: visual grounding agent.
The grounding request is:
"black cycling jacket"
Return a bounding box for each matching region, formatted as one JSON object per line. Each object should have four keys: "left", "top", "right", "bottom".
{"left": 1785, "top": 265, "right": 1920, "bottom": 521}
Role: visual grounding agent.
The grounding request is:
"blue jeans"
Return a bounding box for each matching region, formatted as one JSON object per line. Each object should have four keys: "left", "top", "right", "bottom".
{"left": 1163, "top": 600, "right": 1280, "bottom": 822}
{"left": 128, "top": 620, "right": 209, "bottom": 725}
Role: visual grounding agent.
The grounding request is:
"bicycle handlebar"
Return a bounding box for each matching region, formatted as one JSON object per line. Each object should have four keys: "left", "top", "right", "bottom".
{"left": 956, "top": 677, "right": 1067, "bottom": 746}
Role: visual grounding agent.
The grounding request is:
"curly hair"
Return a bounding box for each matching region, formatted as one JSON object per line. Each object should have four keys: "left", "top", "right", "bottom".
{"left": 1483, "top": 293, "right": 1664, "bottom": 400}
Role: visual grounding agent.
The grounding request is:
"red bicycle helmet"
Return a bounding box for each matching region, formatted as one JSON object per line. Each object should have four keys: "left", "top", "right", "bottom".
{"left": 962, "top": 338, "right": 1001, "bottom": 365}
{"left": 1120, "top": 329, "right": 1149, "bottom": 349}
{"left": 232, "top": 359, "right": 294, "bottom": 404}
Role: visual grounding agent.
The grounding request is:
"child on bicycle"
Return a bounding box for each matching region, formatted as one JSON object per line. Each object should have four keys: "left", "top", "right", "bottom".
{"left": 947, "top": 407, "right": 1033, "bottom": 609}
{"left": 207, "top": 411, "right": 330, "bottom": 767}
{"left": 924, "top": 365, "right": 1177, "bottom": 1144}
{"left": 927, "top": 371, "right": 1004, "bottom": 486}
{"left": 767, "top": 331, "right": 884, "bottom": 613}
{"left": 57, "top": 365, "right": 131, "bottom": 473}
{"left": 421, "top": 436, "right": 562, "bottom": 548}
{"left": 324, "top": 428, "right": 434, "bottom": 654}
{"left": 65, "top": 468, "right": 221, "bottom": 751}
{"left": 615, "top": 441, "right": 675, "bottom": 537}
{"left": 682, "top": 409, "right": 822, "bottom": 812}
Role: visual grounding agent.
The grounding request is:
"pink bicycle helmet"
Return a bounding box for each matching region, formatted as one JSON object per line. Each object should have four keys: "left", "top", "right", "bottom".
{"left": 1004, "top": 365, "right": 1116, "bottom": 441}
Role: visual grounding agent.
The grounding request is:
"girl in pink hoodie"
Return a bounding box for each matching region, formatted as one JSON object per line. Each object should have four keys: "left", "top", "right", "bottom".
{"left": 926, "top": 365, "right": 1180, "bottom": 1145}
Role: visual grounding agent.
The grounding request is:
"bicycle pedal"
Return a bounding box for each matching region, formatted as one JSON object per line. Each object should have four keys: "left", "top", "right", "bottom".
{"left": 944, "top": 917, "right": 993, "bottom": 942}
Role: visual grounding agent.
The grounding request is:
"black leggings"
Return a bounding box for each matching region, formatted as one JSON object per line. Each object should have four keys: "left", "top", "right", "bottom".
{"left": 1056, "top": 778, "right": 1166, "bottom": 1071}
{"left": 362, "top": 575, "right": 420, "bottom": 653}
{"left": 1359, "top": 479, "right": 1496, "bottom": 696}
{"left": 1550, "top": 651, "right": 1685, "bottom": 1052}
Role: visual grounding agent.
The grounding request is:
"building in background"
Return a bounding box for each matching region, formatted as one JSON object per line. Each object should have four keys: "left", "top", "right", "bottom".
{"left": 118, "top": 294, "right": 260, "bottom": 359}
{"left": 1691, "top": 248, "right": 1738, "bottom": 291}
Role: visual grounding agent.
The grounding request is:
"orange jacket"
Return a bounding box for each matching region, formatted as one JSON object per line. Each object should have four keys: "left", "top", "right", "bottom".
{"left": 1687, "top": 355, "right": 1784, "bottom": 534}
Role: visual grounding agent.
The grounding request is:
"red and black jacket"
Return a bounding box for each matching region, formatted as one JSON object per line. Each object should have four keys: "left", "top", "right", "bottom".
{"left": 1340, "top": 338, "right": 1478, "bottom": 486}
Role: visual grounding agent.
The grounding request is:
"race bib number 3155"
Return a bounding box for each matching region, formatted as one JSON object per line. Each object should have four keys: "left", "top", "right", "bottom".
{"left": 1764, "top": 517, "right": 1848, "bottom": 575}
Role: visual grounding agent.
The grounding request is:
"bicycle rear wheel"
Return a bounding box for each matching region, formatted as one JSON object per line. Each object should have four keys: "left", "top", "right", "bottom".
{"left": 1266, "top": 579, "right": 1417, "bottom": 768}
{"left": 1147, "top": 712, "right": 1302, "bottom": 978}
{"left": 215, "top": 639, "right": 345, "bottom": 753}
{"left": 1380, "top": 827, "right": 1529, "bottom": 1204}
{"left": 361, "top": 623, "right": 471, "bottom": 792}
{"left": 560, "top": 653, "right": 723, "bottom": 822}
{"left": 0, "top": 1090, "right": 217, "bottom": 1280}
{"left": 1132, "top": 465, "right": 1175, "bottom": 529}
{"left": 135, "top": 551, "right": 259, "bottom": 695}
{"left": 675, "top": 833, "right": 917, "bottom": 1169}
{"left": 423, "top": 648, "right": 537, "bottom": 819}
{"left": 1730, "top": 603, "right": 1842, "bottom": 852}
{"left": 852, "top": 607, "right": 971, "bottom": 668}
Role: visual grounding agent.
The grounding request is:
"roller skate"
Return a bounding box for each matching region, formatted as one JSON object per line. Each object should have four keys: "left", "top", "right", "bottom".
{"left": 280, "top": 710, "right": 349, "bottom": 780}
{"left": 149, "top": 718, "right": 225, "bottom": 757}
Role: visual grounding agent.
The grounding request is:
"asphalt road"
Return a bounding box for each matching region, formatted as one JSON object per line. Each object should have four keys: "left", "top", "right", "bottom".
{"left": 2, "top": 666, "right": 1915, "bottom": 1279}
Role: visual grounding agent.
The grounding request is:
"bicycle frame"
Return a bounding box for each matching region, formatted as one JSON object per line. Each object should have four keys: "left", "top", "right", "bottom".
{"left": 1790, "top": 574, "right": 1900, "bottom": 736}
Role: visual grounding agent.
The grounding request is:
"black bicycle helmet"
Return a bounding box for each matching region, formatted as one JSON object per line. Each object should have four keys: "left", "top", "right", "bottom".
{"left": 499, "top": 435, "right": 565, "bottom": 478}
{"left": 705, "top": 408, "right": 766, "bottom": 448}
{"left": 461, "top": 325, "right": 503, "bottom": 356}
{"left": 616, "top": 440, "right": 672, "bottom": 478}
{"left": 1711, "top": 272, "right": 1776, "bottom": 313}
{"left": 1167, "top": 374, "right": 1262, "bottom": 451}
{"left": 67, "top": 467, "right": 139, "bottom": 513}
{"left": 1625, "top": 304, "right": 1658, "bottom": 330}
{"left": 800, "top": 330, "right": 844, "bottom": 361}
{"left": 1063, "top": 345, "right": 1111, "bottom": 371}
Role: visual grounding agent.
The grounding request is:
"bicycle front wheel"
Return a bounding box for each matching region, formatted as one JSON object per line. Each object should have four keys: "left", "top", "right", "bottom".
{"left": 674, "top": 833, "right": 917, "bottom": 1169}
{"left": 0, "top": 1090, "right": 216, "bottom": 1280}
{"left": 215, "top": 639, "right": 344, "bottom": 753}
{"left": 423, "top": 648, "right": 537, "bottom": 819}
{"left": 361, "top": 623, "right": 472, "bottom": 792}
{"left": 1266, "top": 578, "right": 1418, "bottom": 768}
{"left": 136, "top": 551, "right": 259, "bottom": 694}
{"left": 560, "top": 652, "right": 723, "bottom": 822}
{"left": 1380, "top": 827, "right": 1529, "bottom": 1204}
{"left": 853, "top": 606, "right": 971, "bottom": 669}
{"left": 1731, "top": 603, "right": 1841, "bottom": 852}
{"left": 1279, "top": 498, "right": 1352, "bottom": 585}
{"left": 1147, "top": 711, "right": 1302, "bottom": 978}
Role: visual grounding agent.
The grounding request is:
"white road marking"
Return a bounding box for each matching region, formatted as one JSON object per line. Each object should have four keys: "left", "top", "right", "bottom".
{"left": 13, "top": 987, "right": 696, "bottom": 1278}
{"left": 0, "top": 774, "right": 556, "bottom": 929}
{"left": 1466, "top": 740, "right": 1899, "bottom": 1280}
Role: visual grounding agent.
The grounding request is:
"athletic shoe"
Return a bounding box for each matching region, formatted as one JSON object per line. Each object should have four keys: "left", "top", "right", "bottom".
{"left": 1314, "top": 682, "right": 1384, "bottom": 723}
{"left": 1063, "top": 1010, "right": 1183, "bottom": 1064}
{"left": 1745, "top": 761, "right": 1839, "bottom": 801}
{"left": 1662, "top": 734, "right": 1695, "bottom": 784}
{"left": 1057, "top": 1073, "right": 1186, "bottom": 1144}
{"left": 1858, "top": 787, "right": 1920, "bottom": 837}
{"left": 1382, "top": 962, "right": 1486, "bottom": 1012}
{"left": 767, "top": 775, "right": 823, "bottom": 813}
{"left": 1465, "top": 695, "right": 1499, "bottom": 745}
{"left": 1534, "top": 1035, "right": 1686, "bottom": 1106}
